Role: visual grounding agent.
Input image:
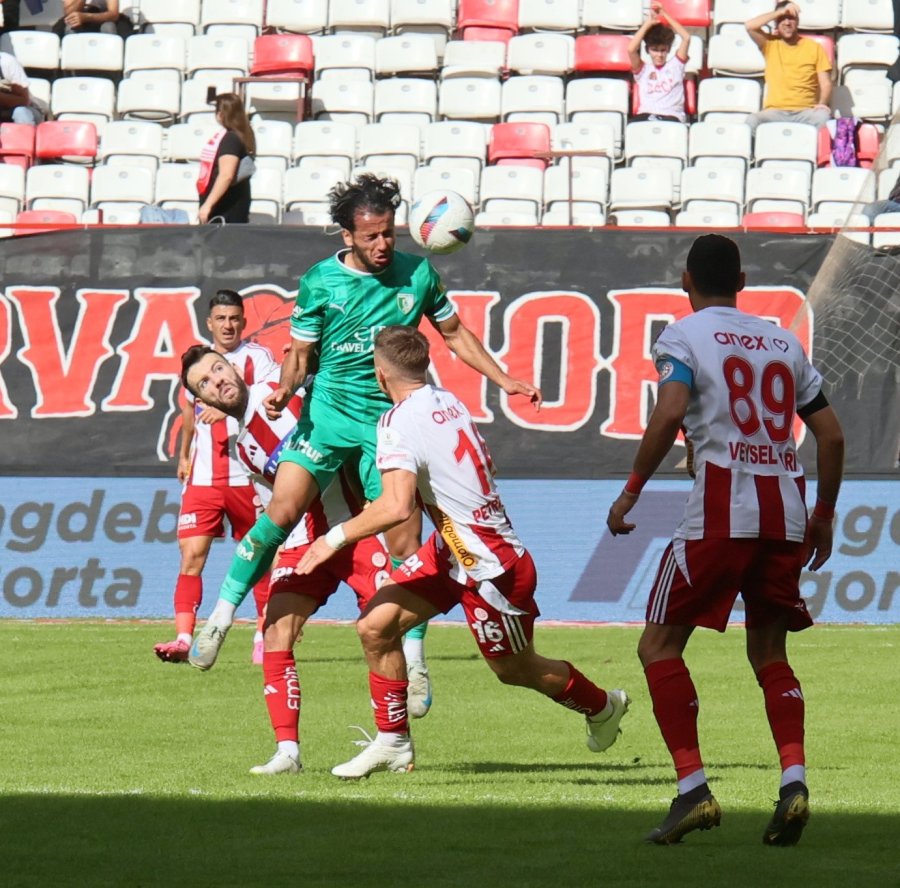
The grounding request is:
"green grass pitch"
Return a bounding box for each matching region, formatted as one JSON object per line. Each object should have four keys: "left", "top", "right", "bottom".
{"left": 1, "top": 621, "right": 897, "bottom": 887}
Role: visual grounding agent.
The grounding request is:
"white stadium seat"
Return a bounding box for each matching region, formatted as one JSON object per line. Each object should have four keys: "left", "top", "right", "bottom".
{"left": 26, "top": 165, "right": 91, "bottom": 216}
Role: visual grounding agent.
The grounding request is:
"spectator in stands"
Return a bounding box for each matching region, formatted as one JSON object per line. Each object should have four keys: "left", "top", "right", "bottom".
{"left": 197, "top": 93, "right": 255, "bottom": 225}
{"left": 0, "top": 51, "right": 43, "bottom": 125}
{"left": 744, "top": 1, "right": 832, "bottom": 134}
{"left": 861, "top": 171, "right": 900, "bottom": 222}
{"left": 628, "top": 2, "right": 691, "bottom": 123}
{"left": 53, "top": 0, "right": 134, "bottom": 39}
{"left": 0, "top": 0, "right": 19, "bottom": 36}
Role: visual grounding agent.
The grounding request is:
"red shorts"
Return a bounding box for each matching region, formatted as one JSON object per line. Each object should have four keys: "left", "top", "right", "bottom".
{"left": 268, "top": 535, "right": 391, "bottom": 613}
{"left": 646, "top": 537, "right": 813, "bottom": 633}
{"left": 391, "top": 533, "right": 541, "bottom": 659}
{"left": 177, "top": 483, "right": 261, "bottom": 541}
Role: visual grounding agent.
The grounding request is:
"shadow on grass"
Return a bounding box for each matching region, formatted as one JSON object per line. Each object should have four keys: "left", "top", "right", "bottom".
{"left": 0, "top": 795, "right": 893, "bottom": 888}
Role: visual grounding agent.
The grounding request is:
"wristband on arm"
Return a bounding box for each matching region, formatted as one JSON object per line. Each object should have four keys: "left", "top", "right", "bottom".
{"left": 624, "top": 472, "right": 649, "bottom": 496}
{"left": 324, "top": 523, "right": 347, "bottom": 550}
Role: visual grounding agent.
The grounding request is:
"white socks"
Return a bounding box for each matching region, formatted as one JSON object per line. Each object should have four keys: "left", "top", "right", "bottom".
{"left": 208, "top": 599, "right": 237, "bottom": 627}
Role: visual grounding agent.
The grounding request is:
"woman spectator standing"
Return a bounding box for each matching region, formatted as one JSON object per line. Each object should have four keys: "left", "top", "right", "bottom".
{"left": 197, "top": 93, "right": 255, "bottom": 224}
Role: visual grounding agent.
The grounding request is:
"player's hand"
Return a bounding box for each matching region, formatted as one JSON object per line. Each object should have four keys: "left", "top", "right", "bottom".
{"left": 503, "top": 377, "right": 543, "bottom": 411}
{"left": 176, "top": 456, "right": 191, "bottom": 483}
{"left": 607, "top": 491, "right": 639, "bottom": 536}
{"left": 295, "top": 536, "right": 338, "bottom": 575}
{"left": 196, "top": 404, "right": 226, "bottom": 423}
{"left": 804, "top": 514, "right": 833, "bottom": 571}
{"left": 263, "top": 385, "right": 292, "bottom": 419}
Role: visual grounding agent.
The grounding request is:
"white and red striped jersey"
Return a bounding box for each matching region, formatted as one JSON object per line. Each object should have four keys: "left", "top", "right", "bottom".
{"left": 653, "top": 305, "right": 823, "bottom": 542}
{"left": 185, "top": 339, "right": 279, "bottom": 487}
{"left": 376, "top": 384, "right": 525, "bottom": 582}
{"left": 236, "top": 381, "right": 362, "bottom": 549}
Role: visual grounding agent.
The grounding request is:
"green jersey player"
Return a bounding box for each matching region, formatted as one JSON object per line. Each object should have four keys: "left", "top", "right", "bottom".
{"left": 190, "top": 175, "right": 542, "bottom": 696}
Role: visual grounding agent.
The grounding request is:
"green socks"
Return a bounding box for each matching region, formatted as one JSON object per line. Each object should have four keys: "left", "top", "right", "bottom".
{"left": 219, "top": 513, "right": 289, "bottom": 607}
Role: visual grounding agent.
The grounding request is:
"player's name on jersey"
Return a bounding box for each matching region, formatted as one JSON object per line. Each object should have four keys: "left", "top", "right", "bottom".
{"left": 729, "top": 441, "right": 797, "bottom": 470}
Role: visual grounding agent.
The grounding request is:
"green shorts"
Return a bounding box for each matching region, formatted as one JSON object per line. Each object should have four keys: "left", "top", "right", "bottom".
{"left": 278, "top": 394, "right": 383, "bottom": 501}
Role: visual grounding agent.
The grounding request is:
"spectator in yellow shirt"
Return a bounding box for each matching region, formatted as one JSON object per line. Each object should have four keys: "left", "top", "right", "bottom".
{"left": 744, "top": 2, "right": 832, "bottom": 134}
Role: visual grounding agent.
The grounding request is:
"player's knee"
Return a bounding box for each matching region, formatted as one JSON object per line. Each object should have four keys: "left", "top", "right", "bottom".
{"left": 356, "top": 613, "right": 399, "bottom": 652}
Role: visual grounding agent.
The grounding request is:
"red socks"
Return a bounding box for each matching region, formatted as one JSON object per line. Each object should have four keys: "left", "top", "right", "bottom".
{"left": 369, "top": 672, "right": 409, "bottom": 734}
{"left": 552, "top": 662, "right": 609, "bottom": 717}
{"left": 645, "top": 658, "right": 703, "bottom": 779}
{"left": 173, "top": 574, "right": 202, "bottom": 637}
{"left": 757, "top": 661, "right": 805, "bottom": 770}
{"left": 263, "top": 650, "right": 300, "bottom": 742}
{"left": 252, "top": 572, "right": 271, "bottom": 618}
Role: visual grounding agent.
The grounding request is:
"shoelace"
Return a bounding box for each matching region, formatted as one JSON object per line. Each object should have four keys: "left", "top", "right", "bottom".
{"left": 347, "top": 725, "right": 375, "bottom": 749}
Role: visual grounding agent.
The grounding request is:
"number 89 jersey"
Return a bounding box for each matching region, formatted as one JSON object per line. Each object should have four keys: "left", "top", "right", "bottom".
{"left": 376, "top": 385, "right": 525, "bottom": 582}
{"left": 653, "top": 305, "right": 823, "bottom": 543}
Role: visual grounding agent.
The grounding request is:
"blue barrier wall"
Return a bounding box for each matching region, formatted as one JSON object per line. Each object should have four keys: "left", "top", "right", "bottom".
{"left": 1, "top": 477, "right": 896, "bottom": 624}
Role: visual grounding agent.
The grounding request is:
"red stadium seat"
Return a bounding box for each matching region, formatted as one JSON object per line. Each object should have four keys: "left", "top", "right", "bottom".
{"left": 857, "top": 123, "right": 881, "bottom": 169}
{"left": 0, "top": 123, "right": 36, "bottom": 170}
{"left": 35, "top": 121, "right": 98, "bottom": 163}
{"left": 250, "top": 34, "right": 314, "bottom": 80}
{"left": 657, "top": 0, "right": 710, "bottom": 28}
{"left": 742, "top": 211, "right": 806, "bottom": 230}
{"left": 488, "top": 122, "right": 551, "bottom": 169}
{"left": 461, "top": 25, "right": 515, "bottom": 42}
{"left": 15, "top": 209, "right": 79, "bottom": 235}
{"left": 574, "top": 35, "right": 632, "bottom": 74}
{"left": 457, "top": 0, "right": 518, "bottom": 39}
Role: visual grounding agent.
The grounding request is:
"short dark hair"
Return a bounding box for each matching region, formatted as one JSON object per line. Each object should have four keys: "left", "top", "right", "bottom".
{"left": 329, "top": 174, "right": 402, "bottom": 231}
{"left": 209, "top": 289, "right": 244, "bottom": 311}
{"left": 374, "top": 325, "right": 430, "bottom": 378}
{"left": 685, "top": 234, "right": 742, "bottom": 298}
{"left": 180, "top": 344, "right": 219, "bottom": 391}
{"left": 644, "top": 24, "right": 674, "bottom": 49}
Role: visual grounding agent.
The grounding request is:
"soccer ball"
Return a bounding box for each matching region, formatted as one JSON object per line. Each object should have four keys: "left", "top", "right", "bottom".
{"left": 408, "top": 190, "right": 475, "bottom": 255}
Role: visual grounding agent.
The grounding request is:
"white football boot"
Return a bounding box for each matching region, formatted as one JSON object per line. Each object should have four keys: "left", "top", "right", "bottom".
{"left": 249, "top": 750, "right": 301, "bottom": 776}
{"left": 331, "top": 728, "right": 415, "bottom": 779}
{"left": 586, "top": 688, "right": 631, "bottom": 752}
{"left": 188, "top": 622, "right": 230, "bottom": 671}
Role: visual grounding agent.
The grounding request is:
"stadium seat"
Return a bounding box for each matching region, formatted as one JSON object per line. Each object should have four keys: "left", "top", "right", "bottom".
{"left": 474, "top": 209, "right": 539, "bottom": 226}
{"left": 51, "top": 77, "right": 116, "bottom": 127}
{"left": 680, "top": 165, "right": 744, "bottom": 214}
{"left": 124, "top": 35, "right": 188, "bottom": 79}
{"left": 551, "top": 122, "right": 614, "bottom": 177}
{"left": 374, "top": 35, "right": 439, "bottom": 77}
{"left": 833, "top": 79, "right": 893, "bottom": 125}
{"left": 697, "top": 77, "right": 762, "bottom": 123}
{"left": 0, "top": 124, "right": 37, "bottom": 170}
{"left": 166, "top": 123, "right": 218, "bottom": 162}
{"left": 858, "top": 123, "right": 882, "bottom": 169}
{"left": 840, "top": 0, "right": 894, "bottom": 32}
{"left": 413, "top": 166, "right": 478, "bottom": 204}
{"left": 580, "top": 0, "right": 643, "bottom": 31}
{"left": 90, "top": 165, "right": 156, "bottom": 208}
{"left": 357, "top": 123, "right": 422, "bottom": 176}
{"left": 745, "top": 167, "right": 811, "bottom": 216}
{"left": 836, "top": 33, "right": 899, "bottom": 83}
{"left": 201, "top": 0, "right": 265, "bottom": 40}
{"left": 0, "top": 164, "right": 26, "bottom": 217}
{"left": 456, "top": 0, "right": 519, "bottom": 41}
{"left": 689, "top": 121, "right": 753, "bottom": 175}
{"left": 327, "top": 0, "right": 391, "bottom": 37}
{"left": 540, "top": 205, "right": 606, "bottom": 226}
{"left": 506, "top": 33, "right": 574, "bottom": 76}
{"left": 441, "top": 40, "right": 507, "bottom": 79}
{"left": 712, "top": 0, "right": 772, "bottom": 32}
{"left": 15, "top": 209, "right": 79, "bottom": 235}
{"left": 250, "top": 34, "right": 314, "bottom": 79}
{"left": 283, "top": 206, "right": 333, "bottom": 224}
{"left": 245, "top": 80, "right": 305, "bottom": 123}
{"left": 186, "top": 35, "right": 249, "bottom": 78}
{"left": 542, "top": 163, "right": 608, "bottom": 219}
{"left": 117, "top": 77, "right": 182, "bottom": 124}
{"left": 501, "top": 75, "right": 565, "bottom": 126}
{"left": 60, "top": 33, "right": 124, "bottom": 77}
{"left": 573, "top": 34, "right": 632, "bottom": 74}
{"left": 25, "top": 165, "right": 91, "bottom": 216}
{"left": 612, "top": 209, "right": 671, "bottom": 226}
{"left": 313, "top": 34, "right": 377, "bottom": 80}
{"left": 0, "top": 31, "right": 60, "bottom": 75}
{"left": 707, "top": 29, "right": 765, "bottom": 77}
{"left": 353, "top": 162, "right": 413, "bottom": 204}
{"left": 655, "top": 0, "right": 711, "bottom": 28}
{"left": 479, "top": 164, "right": 543, "bottom": 219}
{"left": 488, "top": 122, "right": 551, "bottom": 169}
{"left": 155, "top": 162, "right": 201, "bottom": 208}
{"left": 808, "top": 209, "right": 870, "bottom": 230}
{"left": 609, "top": 167, "right": 674, "bottom": 212}
{"left": 872, "top": 211, "right": 900, "bottom": 248}
{"left": 283, "top": 165, "right": 344, "bottom": 210}
{"left": 139, "top": 0, "right": 202, "bottom": 38}
{"left": 375, "top": 79, "right": 437, "bottom": 125}
{"left": 84, "top": 206, "right": 144, "bottom": 225}
{"left": 753, "top": 122, "right": 819, "bottom": 177}
{"left": 293, "top": 121, "right": 357, "bottom": 177}
{"left": 311, "top": 80, "right": 374, "bottom": 125}
{"left": 423, "top": 120, "right": 487, "bottom": 180}
{"left": 795, "top": 0, "right": 841, "bottom": 30}
{"left": 624, "top": 121, "right": 688, "bottom": 170}
{"left": 811, "top": 167, "right": 875, "bottom": 214}
{"left": 251, "top": 119, "right": 293, "bottom": 171}
{"left": 100, "top": 121, "right": 166, "bottom": 170}
{"left": 439, "top": 77, "right": 502, "bottom": 121}
{"left": 179, "top": 77, "right": 226, "bottom": 123}
{"left": 565, "top": 77, "right": 629, "bottom": 159}
{"left": 461, "top": 26, "right": 516, "bottom": 43}
{"left": 247, "top": 166, "right": 283, "bottom": 221}
{"left": 35, "top": 121, "right": 98, "bottom": 165}
{"left": 675, "top": 208, "right": 740, "bottom": 228}
{"left": 877, "top": 166, "right": 899, "bottom": 199}
{"left": 390, "top": 0, "right": 454, "bottom": 50}
{"left": 742, "top": 211, "right": 806, "bottom": 229}
{"left": 265, "top": 0, "right": 329, "bottom": 33}
{"left": 517, "top": 0, "right": 579, "bottom": 32}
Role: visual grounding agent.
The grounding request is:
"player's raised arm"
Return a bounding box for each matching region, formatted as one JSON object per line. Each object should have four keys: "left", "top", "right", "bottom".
{"left": 432, "top": 313, "right": 542, "bottom": 410}
{"left": 607, "top": 378, "right": 690, "bottom": 535}
{"left": 265, "top": 338, "right": 315, "bottom": 418}
{"left": 295, "top": 467, "right": 418, "bottom": 574}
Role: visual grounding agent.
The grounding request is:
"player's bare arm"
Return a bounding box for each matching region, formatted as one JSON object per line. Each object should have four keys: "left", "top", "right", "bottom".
{"left": 265, "top": 338, "right": 314, "bottom": 419}
{"left": 295, "top": 468, "right": 418, "bottom": 574}
{"left": 433, "top": 313, "right": 543, "bottom": 410}
{"left": 607, "top": 380, "right": 690, "bottom": 535}
{"left": 800, "top": 404, "right": 844, "bottom": 571}
{"left": 177, "top": 399, "right": 195, "bottom": 483}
